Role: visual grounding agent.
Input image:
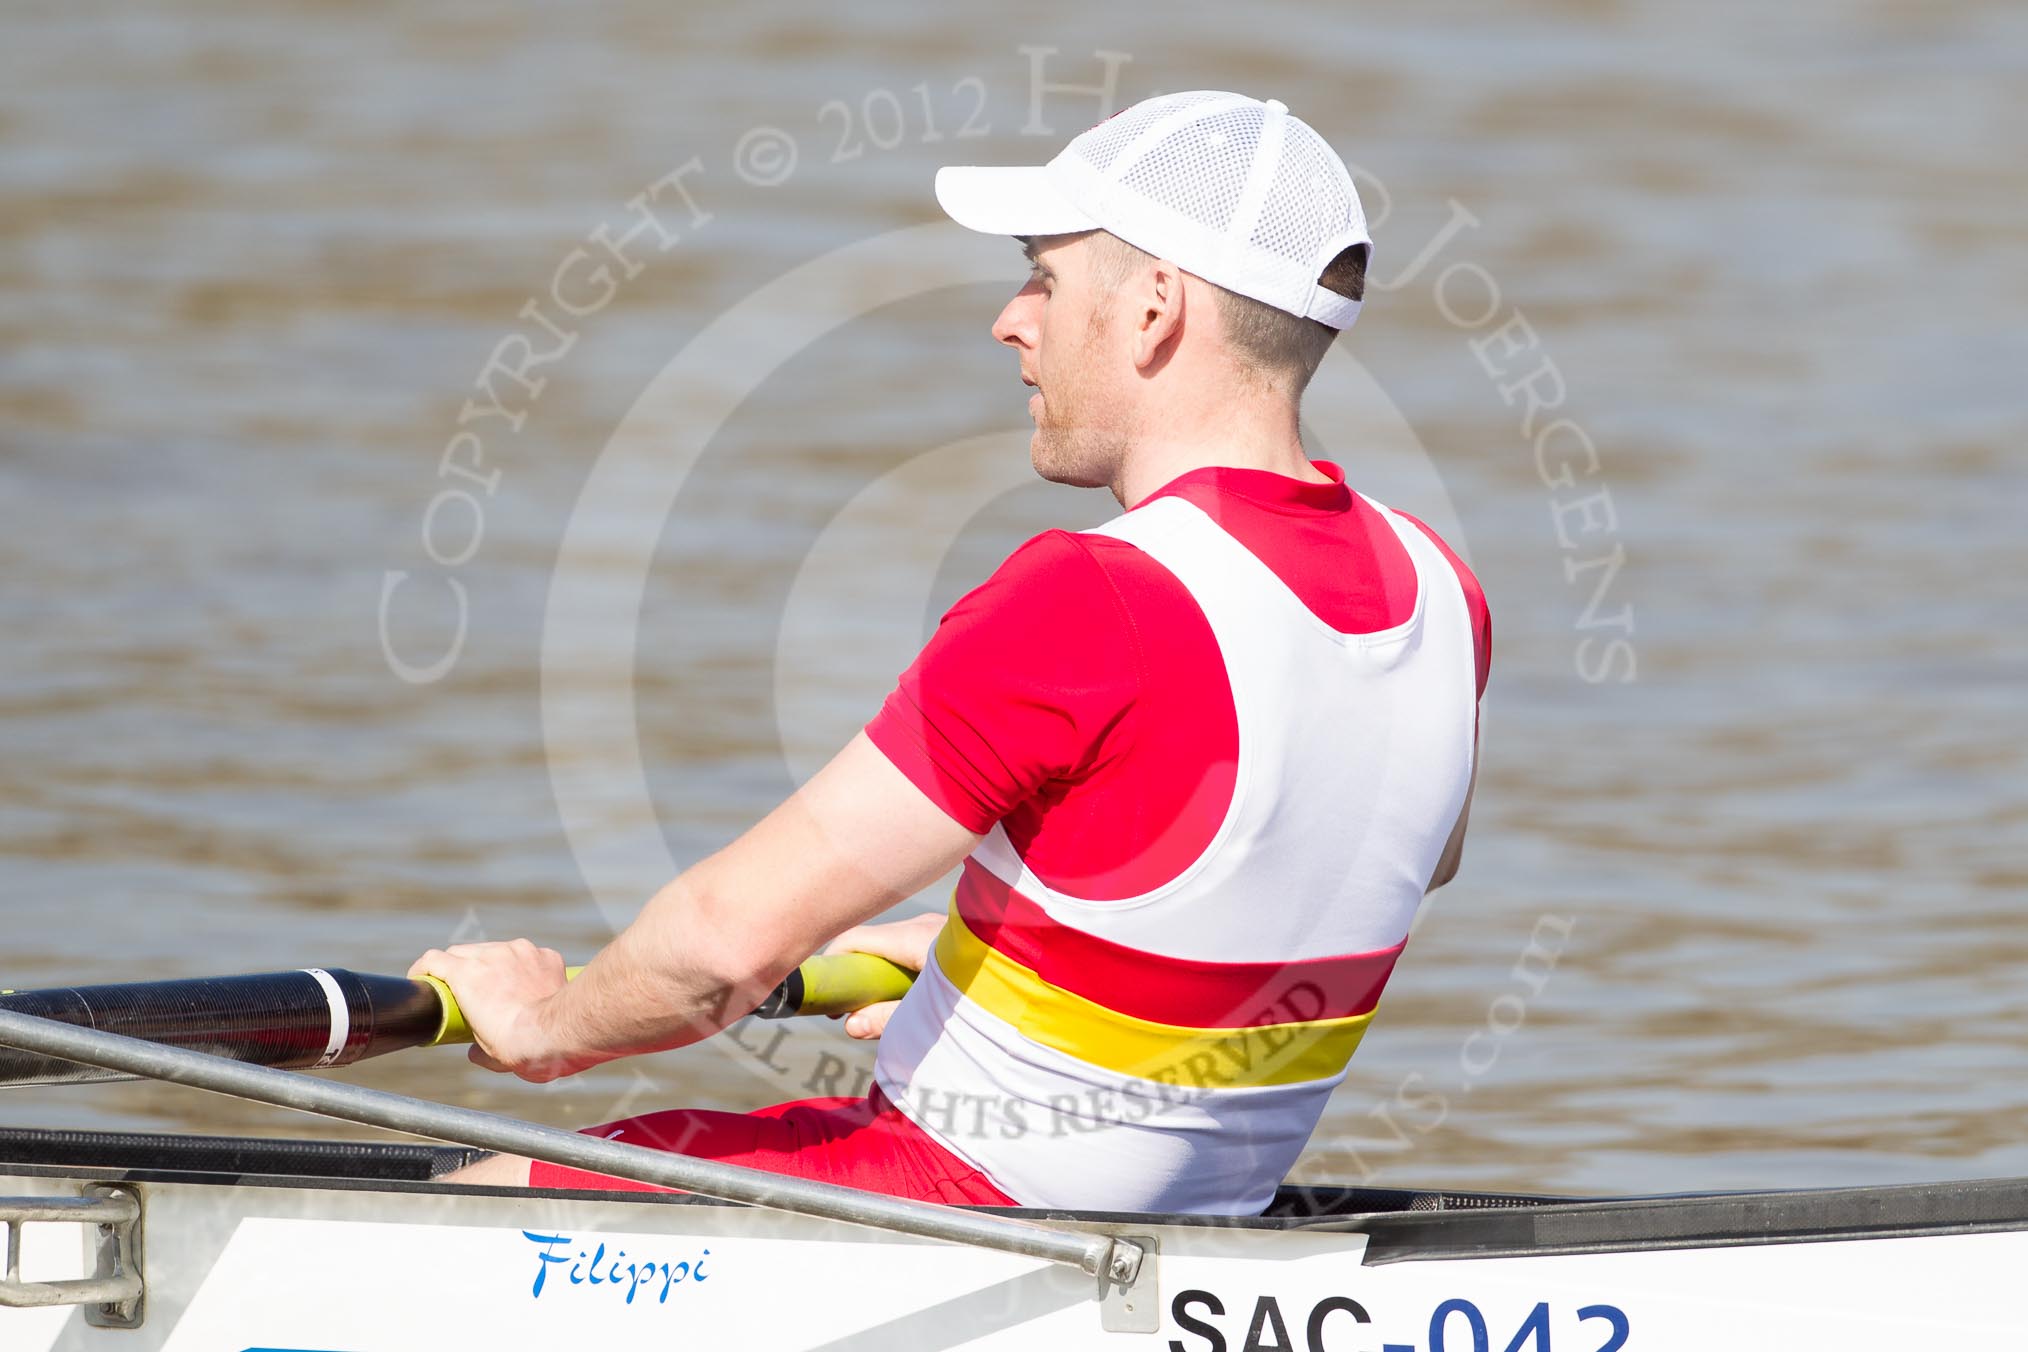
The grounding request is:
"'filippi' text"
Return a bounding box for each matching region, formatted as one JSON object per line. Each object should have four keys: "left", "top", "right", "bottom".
{"left": 522, "top": 1231, "right": 712, "bottom": 1305}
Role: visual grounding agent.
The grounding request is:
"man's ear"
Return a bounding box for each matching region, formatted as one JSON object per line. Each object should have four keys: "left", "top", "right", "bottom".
{"left": 1130, "top": 258, "right": 1186, "bottom": 371}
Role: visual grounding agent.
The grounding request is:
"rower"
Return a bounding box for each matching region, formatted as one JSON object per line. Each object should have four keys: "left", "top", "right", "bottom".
{"left": 413, "top": 90, "right": 1489, "bottom": 1214}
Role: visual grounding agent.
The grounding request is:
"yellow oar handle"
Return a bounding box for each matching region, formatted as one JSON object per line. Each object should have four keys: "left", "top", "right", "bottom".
{"left": 418, "top": 966, "right": 584, "bottom": 1047}
{"left": 774, "top": 952, "right": 917, "bottom": 1019}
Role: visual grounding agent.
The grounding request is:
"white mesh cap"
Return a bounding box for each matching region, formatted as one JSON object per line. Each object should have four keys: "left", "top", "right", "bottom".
{"left": 935, "top": 91, "right": 1371, "bottom": 330}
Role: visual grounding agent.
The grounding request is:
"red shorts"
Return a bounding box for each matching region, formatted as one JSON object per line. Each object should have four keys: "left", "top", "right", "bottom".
{"left": 526, "top": 1086, "right": 1016, "bottom": 1206}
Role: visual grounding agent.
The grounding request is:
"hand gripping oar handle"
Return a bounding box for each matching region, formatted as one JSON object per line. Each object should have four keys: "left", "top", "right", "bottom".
{"left": 413, "top": 967, "right": 585, "bottom": 1047}
{"left": 417, "top": 953, "right": 916, "bottom": 1043}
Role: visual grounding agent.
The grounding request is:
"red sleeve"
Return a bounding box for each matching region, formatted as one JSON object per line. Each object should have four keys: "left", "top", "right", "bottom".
{"left": 1396, "top": 511, "right": 1492, "bottom": 699}
{"left": 864, "top": 530, "right": 1141, "bottom": 833}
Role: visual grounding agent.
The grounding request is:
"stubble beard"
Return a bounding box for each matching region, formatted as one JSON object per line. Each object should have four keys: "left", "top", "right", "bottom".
{"left": 1029, "top": 311, "right": 1130, "bottom": 491}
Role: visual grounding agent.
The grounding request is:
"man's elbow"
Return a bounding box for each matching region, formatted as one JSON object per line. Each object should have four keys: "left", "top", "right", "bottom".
{"left": 1426, "top": 781, "right": 1475, "bottom": 894}
{"left": 1425, "top": 830, "right": 1467, "bottom": 893}
{"left": 636, "top": 879, "right": 793, "bottom": 1021}
{"left": 680, "top": 887, "right": 802, "bottom": 1008}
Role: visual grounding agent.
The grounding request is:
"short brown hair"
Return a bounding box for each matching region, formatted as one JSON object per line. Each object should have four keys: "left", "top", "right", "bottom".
{"left": 1088, "top": 232, "right": 1367, "bottom": 396}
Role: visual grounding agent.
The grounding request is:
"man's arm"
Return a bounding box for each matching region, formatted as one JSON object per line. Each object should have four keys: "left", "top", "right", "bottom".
{"left": 411, "top": 732, "right": 983, "bottom": 1081}
{"left": 1425, "top": 752, "right": 1476, "bottom": 893}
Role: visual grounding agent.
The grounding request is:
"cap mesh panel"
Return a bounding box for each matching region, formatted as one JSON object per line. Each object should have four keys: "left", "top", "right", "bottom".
{"left": 1074, "top": 111, "right": 1153, "bottom": 172}
{"left": 1248, "top": 124, "right": 1350, "bottom": 265}
{"left": 1116, "top": 106, "right": 1264, "bottom": 233}
{"left": 1073, "top": 91, "right": 1230, "bottom": 171}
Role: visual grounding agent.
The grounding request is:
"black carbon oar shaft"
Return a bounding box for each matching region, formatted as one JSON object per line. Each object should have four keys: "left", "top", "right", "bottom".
{"left": 0, "top": 969, "right": 443, "bottom": 1087}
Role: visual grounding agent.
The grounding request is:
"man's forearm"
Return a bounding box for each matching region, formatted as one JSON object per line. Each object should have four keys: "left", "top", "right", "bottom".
{"left": 529, "top": 872, "right": 792, "bottom": 1075}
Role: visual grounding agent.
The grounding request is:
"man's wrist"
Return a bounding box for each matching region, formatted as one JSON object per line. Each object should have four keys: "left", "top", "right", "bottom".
{"left": 521, "top": 981, "right": 596, "bottom": 1080}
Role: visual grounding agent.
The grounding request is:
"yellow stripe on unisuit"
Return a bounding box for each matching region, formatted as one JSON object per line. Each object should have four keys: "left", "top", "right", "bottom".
{"left": 935, "top": 911, "right": 1374, "bottom": 1090}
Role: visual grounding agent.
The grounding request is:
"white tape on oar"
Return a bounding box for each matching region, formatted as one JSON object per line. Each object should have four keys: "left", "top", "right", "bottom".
{"left": 300, "top": 968, "right": 349, "bottom": 1068}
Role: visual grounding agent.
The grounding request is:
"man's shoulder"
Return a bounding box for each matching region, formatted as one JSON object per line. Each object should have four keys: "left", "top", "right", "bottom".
{"left": 927, "top": 529, "right": 1150, "bottom": 669}
{"left": 940, "top": 525, "right": 1212, "bottom": 695}
{"left": 989, "top": 527, "right": 1111, "bottom": 584}
{"left": 1387, "top": 510, "right": 1489, "bottom": 618}
{"left": 1389, "top": 508, "right": 1492, "bottom": 695}
{"left": 968, "top": 526, "right": 1185, "bottom": 620}
{"left": 991, "top": 525, "right": 1155, "bottom": 580}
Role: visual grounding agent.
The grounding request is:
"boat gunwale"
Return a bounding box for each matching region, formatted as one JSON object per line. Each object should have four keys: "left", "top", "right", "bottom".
{"left": 3, "top": 1127, "right": 2026, "bottom": 1264}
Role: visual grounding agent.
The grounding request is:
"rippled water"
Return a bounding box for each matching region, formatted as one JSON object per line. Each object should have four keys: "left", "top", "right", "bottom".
{"left": 2, "top": 1, "right": 2023, "bottom": 1198}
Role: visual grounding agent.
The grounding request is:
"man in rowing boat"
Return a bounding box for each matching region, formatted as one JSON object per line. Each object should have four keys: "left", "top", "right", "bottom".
{"left": 415, "top": 91, "right": 1489, "bottom": 1214}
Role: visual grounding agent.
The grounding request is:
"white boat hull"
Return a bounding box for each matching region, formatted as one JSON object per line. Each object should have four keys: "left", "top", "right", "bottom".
{"left": 2, "top": 1137, "right": 2024, "bottom": 1349}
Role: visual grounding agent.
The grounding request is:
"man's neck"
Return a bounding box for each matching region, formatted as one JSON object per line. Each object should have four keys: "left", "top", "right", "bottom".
{"left": 1113, "top": 411, "right": 1323, "bottom": 508}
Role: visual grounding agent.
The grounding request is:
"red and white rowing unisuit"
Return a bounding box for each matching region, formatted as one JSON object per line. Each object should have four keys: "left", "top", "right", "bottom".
{"left": 864, "top": 459, "right": 1490, "bottom": 1215}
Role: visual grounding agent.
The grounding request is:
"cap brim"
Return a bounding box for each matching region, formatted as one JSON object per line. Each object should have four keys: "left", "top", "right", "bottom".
{"left": 934, "top": 165, "right": 1100, "bottom": 237}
